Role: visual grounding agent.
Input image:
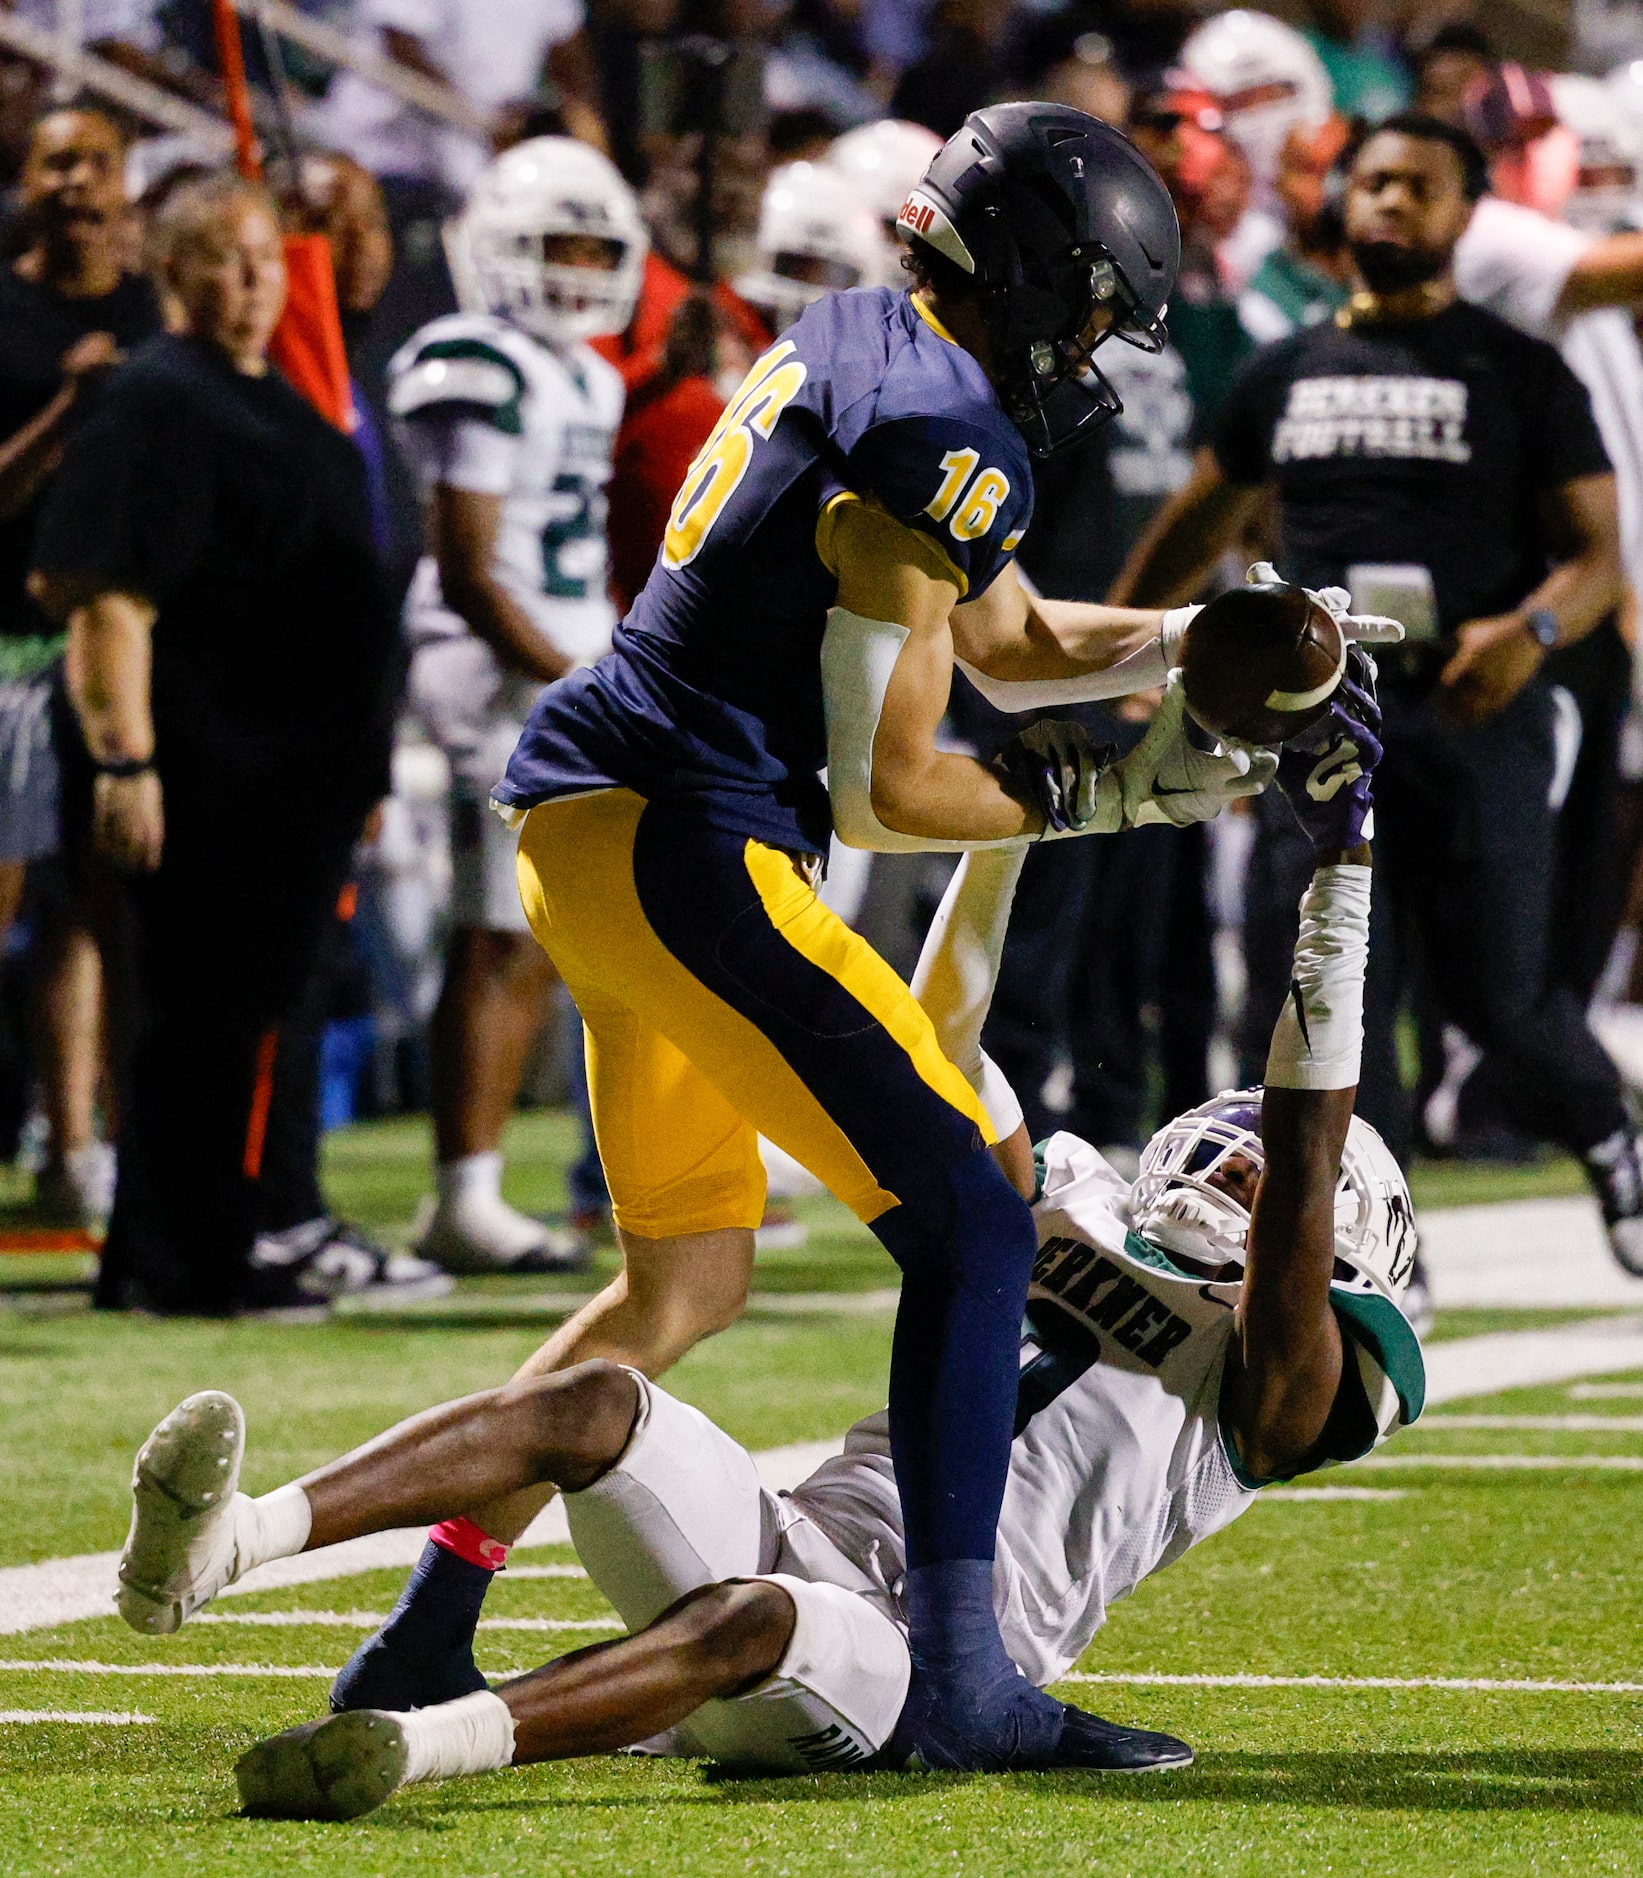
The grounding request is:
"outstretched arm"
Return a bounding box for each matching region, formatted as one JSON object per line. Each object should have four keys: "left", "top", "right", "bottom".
{"left": 1220, "top": 656, "right": 1380, "bottom": 1483}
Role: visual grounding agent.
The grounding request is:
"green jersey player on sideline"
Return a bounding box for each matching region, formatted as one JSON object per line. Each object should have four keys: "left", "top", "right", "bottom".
{"left": 388, "top": 138, "right": 640, "bottom": 1277}
{"left": 113, "top": 609, "right": 1426, "bottom": 1809}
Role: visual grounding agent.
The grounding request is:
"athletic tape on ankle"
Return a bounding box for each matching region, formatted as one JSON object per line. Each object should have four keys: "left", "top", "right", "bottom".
{"left": 244, "top": 1483, "right": 312, "bottom": 1571}
{"left": 401, "top": 1689, "right": 516, "bottom": 1784}
{"left": 1265, "top": 865, "right": 1371, "bottom": 1091}
{"left": 429, "top": 1516, "right": 510, "bottom": 1571}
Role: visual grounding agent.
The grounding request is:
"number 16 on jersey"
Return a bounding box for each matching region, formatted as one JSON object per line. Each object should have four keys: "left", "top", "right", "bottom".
{"left": 663, "top": 343, "right": 809, "bottom": 570}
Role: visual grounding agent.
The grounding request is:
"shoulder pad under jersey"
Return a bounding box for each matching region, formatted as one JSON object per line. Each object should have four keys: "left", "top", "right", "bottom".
{"left": 388, "top": 317, "right": 530, "bottom": 434}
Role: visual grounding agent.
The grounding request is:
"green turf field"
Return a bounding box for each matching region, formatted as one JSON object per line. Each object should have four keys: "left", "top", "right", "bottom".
{"left": 2, "top": 1113, "right": 1641, "bottom": 1876}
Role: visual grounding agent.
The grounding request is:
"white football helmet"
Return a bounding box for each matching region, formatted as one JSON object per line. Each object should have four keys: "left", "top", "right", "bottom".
{"left": 445, "top": 138, "right": 648, "bottom": 348}
{"left": 1555, "top": 73, "right": 1641, "bottom": 231}
{"left": 1130, "top": 1089, "right": 1422, "bottom": 1448}
{"left": 1177, "top": 11, "right": 1334, "bottom": 188}
{"left": 828, "top": 119, "right": 944, "bottom": 234}
{"left": 735, "top": 161, "right": 894, "bottom": 331}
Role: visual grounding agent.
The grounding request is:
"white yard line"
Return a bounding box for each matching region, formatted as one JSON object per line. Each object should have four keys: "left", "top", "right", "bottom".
{"left": 0, "top": 1659, "right": 335, "bottom": 1677}
{"left": 0, "top": 1709, "right": 155, "bottom": 1723}
{"left": 0, "top": 1438, "right": 841, "bottom": 1637}
{"left": 6, "top": 1659, "right": 1638, "bottom": 1698}
{"left": 1361, "top": 1454, "right": 1643, "bottom": 1471}
{"left": 1421, "top": 1314, "right": 1643, "bottom": 1404}
{"left": 1418, "top": 1195, "right": 1643, "bottom": 1307}
{"left": 1260, "top": 1487, "right": 1406, "bottom": 1501}
{"left": 1060, "top": 1672, "right": 1643, "bottom": 1695}
{"left": 192, "top": 1611, "right": 619, "bottom": 1632}
{"left": 6, "top": 1317, "right": 1643, "bottom": 1641}
{"left": 1568, "top": 1383, "right": 1643, "bottom": 1399}
{"left": 1419, "top": 1414, "right": 1643, "bottom": 1431}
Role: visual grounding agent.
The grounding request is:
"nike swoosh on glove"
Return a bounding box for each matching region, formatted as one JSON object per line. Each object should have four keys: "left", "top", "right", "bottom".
{"left": 997, "top": 718, "right": 1121, "bottom": 836}
{"left": 1119, "top": 673, "right": 1278, "bottom": 829}
{"left": 1275, "top": 644, "right": 1382, "bottom": 850}
{"left": 1244, "top": 561, "right": 1405, "bottom": 646}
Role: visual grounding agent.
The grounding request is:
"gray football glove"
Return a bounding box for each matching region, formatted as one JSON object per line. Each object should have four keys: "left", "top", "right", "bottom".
{"left": 1117, "top": 673, "right": 1278, "bottom": 828}
{"left": 1243, "top": 561, "right": 1405, "bottom": 646}
{"left": 998, "top": 718, "right": 1122, "bottom": 836}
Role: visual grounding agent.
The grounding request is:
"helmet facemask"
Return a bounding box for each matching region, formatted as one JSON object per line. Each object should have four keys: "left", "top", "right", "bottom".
{"left": 446, "top": 139, "right": 649, "bottom": 350}
{"left": 1131, "top": 1090, "right": 1420, "bottom": 1309}
{"left": 463, "top": 226, "right": 640, "bottom": 347}
{"left": 1129, "top": 1096, "right": 1264, "bottom": 1277}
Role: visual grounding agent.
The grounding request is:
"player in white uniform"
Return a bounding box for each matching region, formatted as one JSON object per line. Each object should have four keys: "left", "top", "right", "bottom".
{"left": 390, "top": 138, "right": 643, "bottom": 1273}
{"left": 114, "top": 613, "right": 1424, "bottom": 1810}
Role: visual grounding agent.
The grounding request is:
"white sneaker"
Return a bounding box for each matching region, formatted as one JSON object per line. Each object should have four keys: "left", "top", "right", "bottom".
{"left": 249, "top": 1219, "right": 453, "bottom": 1307}
{"left": 35, "top": 1142, "right": 116, "bottom": 1229}
{"left": 118, "top": 1391, "right": 246, "bottom": 1634}
{"left": 413, "top": 1190, "right": 590, "bottom": 1274}
{"left": 236, "top": 1711, "right": 410, "bottom": 1821}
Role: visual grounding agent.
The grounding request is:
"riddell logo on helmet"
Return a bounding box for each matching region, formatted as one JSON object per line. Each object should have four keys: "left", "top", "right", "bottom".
{"left": 895, "top": 191, "right": 976, "bottom": 274}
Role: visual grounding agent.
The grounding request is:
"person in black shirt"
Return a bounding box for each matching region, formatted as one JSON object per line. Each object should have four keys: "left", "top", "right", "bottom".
{"left": 30, "top": 171, "right": 407, "bottom": 1315}
{"left": 1112, "top": 115, "right": 1643, "bottom": 1274}
{"left": 0, "top": 105, "right": 160, "bottom": 1226}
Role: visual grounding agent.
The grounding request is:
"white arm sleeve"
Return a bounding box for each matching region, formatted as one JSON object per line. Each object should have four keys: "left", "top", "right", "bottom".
{"left": 820, "top": 607, "right": 1027, "bottom": 854}
{"left": 1265, "top": 864, "right": 1372, "bottom": 1091}
{"left": 951, "top": 605, "right": 1196, "bottom": 713}
{"left": 909, "top": 848, "right": 1028, "bottom": 1139}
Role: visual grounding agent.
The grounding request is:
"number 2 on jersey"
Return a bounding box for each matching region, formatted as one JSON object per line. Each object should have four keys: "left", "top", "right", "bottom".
{"left": 663, "top": 343, "right": 809, "bottom": 570}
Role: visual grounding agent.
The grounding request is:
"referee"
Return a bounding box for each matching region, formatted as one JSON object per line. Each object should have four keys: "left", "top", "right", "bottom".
{"left": 1111, "top": 114, "right": 1643, "bottom": 1270}
{"left": 29, "top": 172, "right": 403, "bottom": 1315}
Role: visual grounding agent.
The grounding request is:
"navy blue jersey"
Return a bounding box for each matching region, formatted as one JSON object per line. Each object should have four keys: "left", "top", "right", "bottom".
{"left": 496, "top": 288, "right": 1033, "bottom": 853}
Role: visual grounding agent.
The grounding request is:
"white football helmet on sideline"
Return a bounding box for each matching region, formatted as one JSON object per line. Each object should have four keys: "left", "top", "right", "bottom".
{"left": 1177, "top": 11, "right": 1333, "bottom": 187}
{"left": 829, "top": 118, "right": 944, "bottom": 235}
{"left": 1555, "top": 73, "right": 1642, "bottom": 231}
{"left": 446, "top": 138, "right": 648, "bottom": 348}
{"left": 736, "top": 161, "right": 894, "bottom": 330}
{"left": 1129, "top": 1089, "right": 1421, "bottom": 1445}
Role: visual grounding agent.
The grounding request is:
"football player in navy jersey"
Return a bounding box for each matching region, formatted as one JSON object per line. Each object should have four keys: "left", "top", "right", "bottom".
{"left": 331, "top": 105, "right": 1278, "bottom": 1772}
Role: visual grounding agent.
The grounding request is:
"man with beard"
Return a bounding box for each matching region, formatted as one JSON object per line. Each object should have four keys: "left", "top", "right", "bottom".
{"left": 1111, "top": 115, "right": 1643, "bottom": 1265}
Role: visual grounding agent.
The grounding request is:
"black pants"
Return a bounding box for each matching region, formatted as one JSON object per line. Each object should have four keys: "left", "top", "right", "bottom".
{"left": 983, "top": 823, "right": 1214, "bottom": 1149}
{"left": 95, "top": 805, "right": 362, "bottom": 1314}
{"left": 1244, "top": 679, "right": 1628, "bottom": 1166}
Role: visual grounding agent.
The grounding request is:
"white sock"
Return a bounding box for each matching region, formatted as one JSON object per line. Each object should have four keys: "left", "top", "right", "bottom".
{"left": 436, "top": 1152, "right": 503, "bottom": 1208}
{"left": 234, "top": 1484, "right": 313, "bottom": 1576}
{"left": 399, "top": 1689, "right": 516, "bottom": 1784}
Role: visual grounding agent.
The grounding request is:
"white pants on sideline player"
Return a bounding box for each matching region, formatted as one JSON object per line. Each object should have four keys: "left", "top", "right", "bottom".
{"left": 410, "top": 635, "right": 537, "bottom": 934}
{"left": 564, "top": 1373, "right": 910, "bottom": 1774}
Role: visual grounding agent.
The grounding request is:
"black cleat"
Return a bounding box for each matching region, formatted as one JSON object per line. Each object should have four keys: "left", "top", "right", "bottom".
{"left": 1047, "top": 1701, "right": 1194, "bottom": 1771}
{"left": 1584, "top": 1129, "right": 1643, "bottom": 1276}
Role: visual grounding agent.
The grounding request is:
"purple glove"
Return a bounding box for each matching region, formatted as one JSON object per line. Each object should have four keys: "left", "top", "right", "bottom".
{"left": 1276, "top": 646, "right": 1382, "bottom": 851}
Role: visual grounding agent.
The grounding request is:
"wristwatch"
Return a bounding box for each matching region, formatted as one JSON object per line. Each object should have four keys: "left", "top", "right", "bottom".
{"left": 1524, "top": 607, "right": 1559, "bottom": 650}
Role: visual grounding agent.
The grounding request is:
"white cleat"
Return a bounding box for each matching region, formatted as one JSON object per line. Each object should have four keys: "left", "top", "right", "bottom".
{"left": 237, "top": 1711, "right": 410, "bottom": 1821}
{"left": 117, "top": 1390, "right": 246, "bottom": 1635}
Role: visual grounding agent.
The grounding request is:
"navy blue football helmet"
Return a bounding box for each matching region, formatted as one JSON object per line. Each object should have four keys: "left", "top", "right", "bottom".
{"left": 896, "top": 102, "right": 1181, "bottom": 455}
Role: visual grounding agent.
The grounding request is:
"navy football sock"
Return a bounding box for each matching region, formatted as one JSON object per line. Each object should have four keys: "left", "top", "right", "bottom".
{"left": 871, "top": 1148, "right": 1063, "bottom": 1767}
{"left": 873, "top": 1146, "right": 1036, "bottom": 1564}
{"left": 329, "top": 1540, "right": 492, "bottom": 1713}
{"left": 892, "top": 1560, "right": 1064, "bottom": 1770}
